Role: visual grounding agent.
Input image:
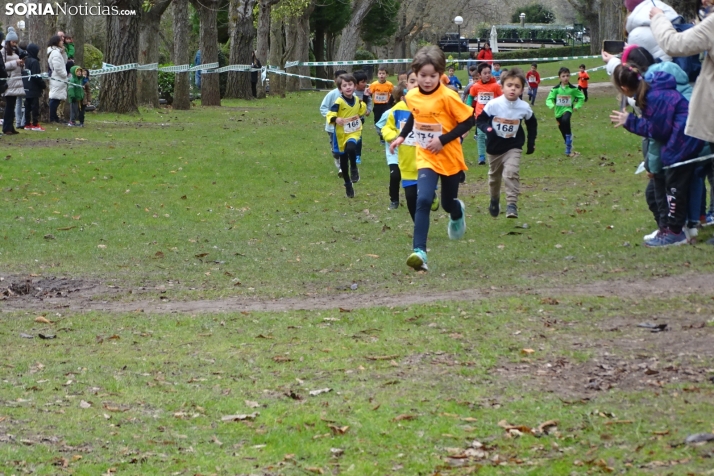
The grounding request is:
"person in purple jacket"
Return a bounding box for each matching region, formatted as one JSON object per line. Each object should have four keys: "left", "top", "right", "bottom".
{"left": 609, "top": 64, "right": 705, "bottom": 247}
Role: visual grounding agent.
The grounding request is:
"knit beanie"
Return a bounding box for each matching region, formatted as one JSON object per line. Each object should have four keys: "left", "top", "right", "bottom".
{"left": 624, "top": 0, "right": 645, "bottom": 12}
{"left": 5, "top": 27, "right": 18, "bottom": 42}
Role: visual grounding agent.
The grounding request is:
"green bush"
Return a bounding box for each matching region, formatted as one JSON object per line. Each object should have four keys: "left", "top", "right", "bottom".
{"left": 493, "top": 45, "right": 590, "bottom": 62}
{"left": 84, "top": 44, "right": 104, "bottom": 70}
{"left": 158, "top": 64, "right": 175, "bottom": 103}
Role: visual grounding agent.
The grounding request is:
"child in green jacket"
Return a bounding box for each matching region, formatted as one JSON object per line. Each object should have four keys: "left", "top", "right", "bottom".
{"left": 68, "top": 65, "right": 85, "bottom": 127}
{"left": 546, "top": 67, "right": 585, "bottom": 156}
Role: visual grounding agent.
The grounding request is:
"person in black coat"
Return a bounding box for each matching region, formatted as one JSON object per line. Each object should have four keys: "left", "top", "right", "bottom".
{"left": 250, "top": 51, "right": 261, "bottom": 98}
{"left": 21, "top": 43, "right": 46, "bottom": 130}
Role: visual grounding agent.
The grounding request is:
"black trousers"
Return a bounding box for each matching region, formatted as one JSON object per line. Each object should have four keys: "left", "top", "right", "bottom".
{"left": 389, "top": 164, "right": 401, "bottom": 203}
{"left": 578, "top": 85, "right": 588, "bottom": 102}
{"left": 2, "top": 96, "right": 17, "bottom": 132}
{"left": 645, "top": 177, "right": 668, "bottom": 227}
{"left": 653, "top": 162, "right": 694, "bottom": 232}
{"left": 49, "top": 99, "right": 61, "bottom": 123}
{"left": 339, "top": 141, "right": 358, "bottom": 185}
{"left": 557, "top": 111, "right": 572, "bottom": 140}
{"left": 25, "top": 97, "right": 40, "bottom": 126}
{"left": 251, "top": 81, "right": 257, "bottom": 98}
{"left": 404, "top": 184, "right": 417, "bottom": 222}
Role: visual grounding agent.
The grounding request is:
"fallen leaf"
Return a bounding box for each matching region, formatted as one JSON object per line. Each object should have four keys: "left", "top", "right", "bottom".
{"left": 338, "top": 308, "right": 351, "bottom": 313}
{"left": 154, "top": 251, "right": 164, "bottom": 258}
{"left": 521, "top": 348, "right": 535, "bottom": 355}
{"left": 309, "top": 388, "right": 332, "bottom": 396}
{"left": 97, "top": 244, "right": 106, "bottom": 249}
{"left": 365, "top": 254, "right": 379, "bottom": 258}
{"left": 35, "top": 316, "right": 52, "bottom": 324}
{"left": 366, "top": 355, "right": 399, "bottom": 361}
{"left": 392, "top": 414, "right": 417, "bottom": 422}
{"left": 221, "top": 412, "right": 259, "bottom": 422}
{"left": 212, "top": 435, "right": 223, "bottom": 446}
{"left": 255, "top": 334, "right": 274, "bottom": 339}
{"left": 306, "top": 467, "right": 324, "bottom": 474}
{"left": 79, "top": 400, "right": 92, "bottom": 409}
{"left": 56, "top": 226, "right": 76, "bottom": 231}
{"left": 273, "top": 356, "right": 293, "bottom": 363}
{"left": 195, "top": 253, "right": 208, "bottom": 258}
{"left": 245, "top": 400, "right": 260, "bottom": 409}
{"left": 540, "top": 297, "right": 559, "bottom": 305}
{"left": 537, "top": 420, "right": 559, "bottom": 433}
{"left": 328, "top": 425, "right": 350, "bottom": 435}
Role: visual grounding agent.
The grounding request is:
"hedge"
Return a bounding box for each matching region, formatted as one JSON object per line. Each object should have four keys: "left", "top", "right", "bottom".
{"left": 492, "top": 45, "right": 591, "bottom": 61}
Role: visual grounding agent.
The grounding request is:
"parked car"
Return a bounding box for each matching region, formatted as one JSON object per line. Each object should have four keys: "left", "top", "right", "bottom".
{"left": 438, "top": 33, "right": 469, "bottom": 53}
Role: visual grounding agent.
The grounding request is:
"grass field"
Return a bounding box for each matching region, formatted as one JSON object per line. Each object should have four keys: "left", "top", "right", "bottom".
{"left": 1, "top": 84, "right": 713, "bottom": 474}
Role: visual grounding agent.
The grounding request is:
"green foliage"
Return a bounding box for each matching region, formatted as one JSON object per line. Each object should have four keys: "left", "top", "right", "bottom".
{"left": 493, "top": 45, "right": 590, "bottom": 61}
{"left": 354, "top": 49, "right": 376, "bottom": 61}
{"left": 272, "top": 0, "right": 312, "bottom": 21}
{"left": 360, "top": 0, "right": 400, "bottom": 46}
{"left": 158, "top": 64, "right": 175, "bottom": 103}
{"left": 84, "top": 44, "right": 104, "bottom": 70}
{"left": 310, "top": 0, "right": 352, "bottom": 34}
{"left": 511, "top": 3, "right": 556, "bottom": 23}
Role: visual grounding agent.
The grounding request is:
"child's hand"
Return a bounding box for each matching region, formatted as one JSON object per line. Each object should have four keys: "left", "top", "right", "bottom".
{"left": 389, "top": 137, "right": 404, "bottom": 154}
{"left": 646, "top": 172, "right": 654, "bottom": 179}
{"left": 364, "top": 87, "right": 371, "bottom": 96}
{"left": 601, "top": 51, "right": 614, "bottom": 63}
{"left": 426, "top": 137, "right": 443, "bottom": 153}
{"left": 335, "top": 117, "right": 345, "bottom": 125}
{"left": 610, "top": 109, "right": 628, "bottom": 127}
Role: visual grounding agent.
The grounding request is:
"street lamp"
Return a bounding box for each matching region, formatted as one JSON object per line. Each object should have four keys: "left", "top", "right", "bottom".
{"left": 454, "top": 16, "right": 464, "bottom": 67}
{"left": 17, "top": 20, "right": 26, "bottom": 42}
{"left": 520, "top": 12, "right": 526, "bottom": 27}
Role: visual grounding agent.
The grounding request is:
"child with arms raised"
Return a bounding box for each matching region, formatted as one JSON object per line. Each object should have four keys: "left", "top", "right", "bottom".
{"left": 389, "top": 46, "right": 475, "bottom": 271}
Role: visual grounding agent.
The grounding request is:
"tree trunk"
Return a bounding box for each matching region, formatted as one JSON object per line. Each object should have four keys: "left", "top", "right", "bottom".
{"left": 100, "top": 0, "right": 141, "bottom": 113}
{"left": 172, "top": 0, "right": 191, "bottom": 110}
{"left": 567, "top": 0, "right": 600, "bottom": 54}
{"left": 190, "top": 0, "right": 221, "bottom": 106}
{"left": 314, "top": 25, "right": 326, "bottom": 79}
{"left": 28, "top": 13, "right": 56, "bottom": 122}
{"left": 67, "top": 0, "right": 85, "bottom": 67}
{"left": 335, "top": 0, "right": 377, "bottom": 62}
{"left": 599, "top": 0, "right": 626, "bottom": 44}
{"left": 256, "top": 0, "right": 279, "bottom": 98}
{"left": 325, "top": 31, "right": 337, "bottom": 78}
{"left": 268, "top": 15, "right": 286, "bottom": 97}
{"left": 138, "top": 0, "right": 171, "bottom": 108}
{"left": 295, "top": 3, "right": 315, "bottom": 89}
{"left": 225, "top": 0, "right": 257, "bottom": 99}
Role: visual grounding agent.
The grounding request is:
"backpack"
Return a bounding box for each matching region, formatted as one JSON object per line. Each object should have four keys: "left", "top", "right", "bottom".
{"left": 671, "top": 16, "right": 702, "bottom": 82}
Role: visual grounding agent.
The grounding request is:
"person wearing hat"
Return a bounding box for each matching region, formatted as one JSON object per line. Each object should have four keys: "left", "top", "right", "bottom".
{"left": 2, "top": 27, "right": 25, "bottom": 135}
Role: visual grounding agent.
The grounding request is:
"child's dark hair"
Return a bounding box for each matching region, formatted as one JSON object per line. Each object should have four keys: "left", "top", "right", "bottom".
{"left": 336, "top": 74, "right": 357, "bottom": 89}
{"left": 397, "top": 70, "right": 408, "bottom": 77}
{"left": 333, "top": 69, "right": 348, "bottom": 79}
{"left": 353, "top": 70, "right": 368, "bottom": 83}
{"left": 612, "top": 63, "right": 649, "bottom": 109}
{"left": 393, "top": 81, "right": 408, "bottom": 102}
{"left": 493, "top": 62, "right": 500, "bottom": 67}
{"left": 411, "top": 45, "right": 446, "bottom": 75}
{"left": 531, "top": 63, "right": 538, "bottom": 68}
{"left": 468, "top": 65, "right": 478, "bottom": 75}
{"left": 378, "top": 64, "right": 388, "bottom": 73}
{"left": 624, "top": 47, "right": 655, "bottom": 72}
{"left": 558, "top": 67, "right": 570, "bottom": 76}
{"left": 477, "top": 62, "right": 491, "bottom": 74}
{"left": 499, "top": 67, "right": 526, "bottom": 87}
{"left": 579, "top": 64, "right": 586, "bottom": 69}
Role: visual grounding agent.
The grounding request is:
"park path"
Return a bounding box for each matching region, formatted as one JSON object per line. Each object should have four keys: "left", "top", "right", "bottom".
{"left": 2, "top": 272, "right": 712, "bottom": 314}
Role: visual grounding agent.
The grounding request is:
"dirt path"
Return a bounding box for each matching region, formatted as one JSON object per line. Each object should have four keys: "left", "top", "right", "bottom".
{"left": 2, "top": 273, "right": 712, "bottom": 314}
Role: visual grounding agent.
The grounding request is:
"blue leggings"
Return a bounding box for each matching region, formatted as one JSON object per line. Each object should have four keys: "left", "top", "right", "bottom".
{"left": 413, "top": 168, "right": 462, "bottom": 252}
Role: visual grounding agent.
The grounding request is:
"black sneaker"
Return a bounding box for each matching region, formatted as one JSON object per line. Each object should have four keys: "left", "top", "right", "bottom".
{"left": 351, "top": 167, "right": 360, "bottom": 183}
{"left": 389, "top": 201, "right": 399, "bottom": 210}
{"left": 489, "top": 197, "right": 500, "bottom": 218}
{"left": 458, "top": 171, "right": 466, "bottom": 183}
{"left": 345, "top": 183, "right": 355, "bottom": 198}
{"left": 506, "top": 203, "right": 518, "bottom": 218}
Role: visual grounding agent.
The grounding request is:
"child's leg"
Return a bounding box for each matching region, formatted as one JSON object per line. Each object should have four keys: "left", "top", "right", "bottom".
{"left": 653, "top": 172, "right": 669, "bottom": 230}
{"left": 404, "top": 185, "right": 417, "bottom": 222}
{"left": 583, "top": 87, "right": 588, "bottom": 102}
{"left": 645, "top": 178, "right": 661, "bottom": 227}
{"left": 79, "top": 102, "right": 85, "bottom": 125}
{"left": 707, "top": 160, "right": 714, "bottom": 214}
{"left": 664, "top": 164, "right": 694, "bottom": 233}
{"left": 530, "top": 88, "right": 537, "bottom": 105}
{"left": 687, "top": 168, "right": 704, "bottom": 226}
{"left": 503, "top": 149, "right": 522, "bottom": 206}
{"left": 413, "top": 168, "right": 439, "bottom": 252}
{"left": 476, "top": 129, "right": 487, "bottom": 162}
{"left": 340, "top": 142, "right": 356, "bottom": 185}
{"left": 69, "top": 101, "right": 78, "bottom": 124}
{"left": 488, "top": 152, "right": 504, "bottom": 199}
{"left": 439, "top": 172, "right": 462, "bottom": 221}
{"left": 388, "top": 164, "right": 401, "bottom": 203}
{"left": 557, "top": 112, "right": 572, "bottom": 140}
{"left": 356, "top": 138, "right": 362, "bottom": 163}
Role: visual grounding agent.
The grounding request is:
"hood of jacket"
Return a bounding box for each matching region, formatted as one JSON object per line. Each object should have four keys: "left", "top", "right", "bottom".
{"left": 70, "top": 65, "right": 81, "bottom": 77}
{"left": 646, "top": 70, "right": 677, "bottom": 92}
{"left": 26, "top": 43, "right": 40, "bottom": 59}
{"left": 626, "top": 0, "right": 677, "bottom": 33}
{"left": 646, "top": 62, "right": 692, "bottom": 99}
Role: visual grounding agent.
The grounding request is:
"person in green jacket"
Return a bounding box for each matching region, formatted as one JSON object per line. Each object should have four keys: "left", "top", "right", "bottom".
{"left": 546, "top": 67, "right": 585, "bottom": 156}
{"left": 67, "top": 65, "right": 85, "bottom": 127}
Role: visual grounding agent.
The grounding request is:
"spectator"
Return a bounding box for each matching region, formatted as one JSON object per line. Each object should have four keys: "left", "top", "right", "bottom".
{"left": 194, "top": 49, "right": 201, "bottom": 89}
{"left": 64, "top": 34, "right": 75, "bottom": 73}
{"left": 466, "top": 51, "right": 478, "bottom": 70}
{"left": 47, "top": 35, "right": 68, "bottom": 123}
{"left": 22, "top": 43, "right": 46, "bottom": 131}
{"left": 0, "top": 31, "right": 6, "bottom": 108}
{"left": 250, "top": 51, "right": 261, "bottom": 98}
{"left": 650, "top": 1, "right": 714, "bottom": 148}
{"left": 15, "top": 41, "right": 28, "bottom": 129}
{"left": 2, "top": 27, "right": 25, "bottom": 135}
{"left": 477, "top": 42, "right": 493, "bottom": 64}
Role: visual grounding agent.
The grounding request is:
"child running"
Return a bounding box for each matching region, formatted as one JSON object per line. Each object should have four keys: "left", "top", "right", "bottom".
{"left": 375, "top": 84, "right": 401, "bottom": 209}
{"left": 610, "top": 64, "right": 704, "bottom": 247}
{"left": 492, "top": 62, "right": 502, "bottom": 80}
{"left": 546, "top": 67, "right": 585, "bottom": 157}
{"left": 389, "top": 46, "right": 475, "bottom": 271}
{"left": 577, "top": 64, "right": 590, "bottom": 102}
{"left": 369, "top": 65, "right": 394, "bottom": 145}
{"left": 320, "top": 69, "right": 349, "bottom": 176}
{"left": 526, "top": 63, "right": 540, "bottom": 105}
{"left": 353, "top": 70, "right": 372, "bottom": 164}
{"left": 466, "top": 62, "right": 502, "bottom": 165}
{"left": 447, "top": 66, "right": 462, "bottom": 89}
{"left": 327, "top": 74, "right": 367, "bottom": 198}
{"left": 476, "top": 67, "right": 537, "bottom": 219}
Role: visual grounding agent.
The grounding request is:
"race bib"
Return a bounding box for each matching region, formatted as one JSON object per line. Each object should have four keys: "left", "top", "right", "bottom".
{"left": 414, "top": 122, "right": 443, "bottom": 150}
{"left": 477, "top": 91, "right": 494, "bottom": 105}
{"left": 400, "top": 119, "right": 417, "bottom": 146}
{"left": 556, "top": 95, "right": 572, "bottom": 107}
{"left": 343, "top": 115, "right": 362, "bottom": 134}
{"left": 492, "top": 117, "right": 520, "bottom": 139}
{"left": 527, "top": 75, "right": 536, "bottom": 84}
{"left": 375, "top": 92, "right": 389, "bottom": 103}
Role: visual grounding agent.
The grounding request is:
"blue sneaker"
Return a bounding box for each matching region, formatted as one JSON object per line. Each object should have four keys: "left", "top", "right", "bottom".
{"left": 478, "top": 155, "right": 486, "bottom": 165}
{"left": 448, "top": 199, "right": 466, "bottom": 240}
{"left": 644, "top": 229, "right": 688, "bottom": 247}
{"left": 356, "top": 155, "right": 361, "bottom": 164}
{"left": 704, "top": 212, "right": 714, "bottom": 227}
{"left": 406, "top": 249, "right": 428, "bottom": 271}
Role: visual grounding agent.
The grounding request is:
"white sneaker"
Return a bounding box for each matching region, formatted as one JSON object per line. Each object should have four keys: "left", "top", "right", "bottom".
{"left": 643, "top": 229, "right": 659, "bottom": 241}
{"left": 683, "top": 226, "right": 698, "bottom": 243}
{"left": 334, "top": 158, "right": 340, "bottom": 169}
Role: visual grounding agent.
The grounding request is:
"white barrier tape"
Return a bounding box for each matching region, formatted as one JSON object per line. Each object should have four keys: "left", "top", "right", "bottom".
{"left": 285, "top": 55, "right": 601, "bottom": 68}
{"left": 267, "top": 69, "right": 336, "bottom": 84}
{"left": 539, "top": 64, "right": 607, "bottom": 81}
{"left": 137, "top": 63, "right": 159, "bottom": 71}
{"left": 189, "top": 62, "right": 218, "bottom": 72}
{"left": 663, "top": 153, "right": 714, "bottom": 169}
{"left": 159, "top": 64, "right": 190, "bottom": 72}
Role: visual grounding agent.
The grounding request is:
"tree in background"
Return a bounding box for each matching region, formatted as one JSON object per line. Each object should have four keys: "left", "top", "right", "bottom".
{"left": 138, "top": 0, "right": 172, "bottom": 107}
{"left": 224, "top": 0, "right": 256, "bottom": 99}
{"left": 360, "top": 0, "right": 399, "bottom": 46}
{"left": 190, "top": 0, "right": 221, "bottom": 106}
{"left": 511, "top": 3, "right": 556, "bottom": 24}
{"left": 172, "top": 0, "right": 192, "bottom": 109}
{"left": 310, "top": 0, "right": 351, "bottom": 78}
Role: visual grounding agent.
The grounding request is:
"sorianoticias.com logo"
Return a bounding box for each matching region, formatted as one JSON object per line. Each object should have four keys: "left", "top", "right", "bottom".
{"left": 5, "top": 3, "right": 137, "bottom": 16}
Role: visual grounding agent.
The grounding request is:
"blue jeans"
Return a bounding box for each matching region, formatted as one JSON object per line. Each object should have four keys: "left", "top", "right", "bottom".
{"left": 413, "top": 168, "right": 463, "bottom": 252}
{"left": 688, "top": 166, "right": 706, "bottom": 224}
